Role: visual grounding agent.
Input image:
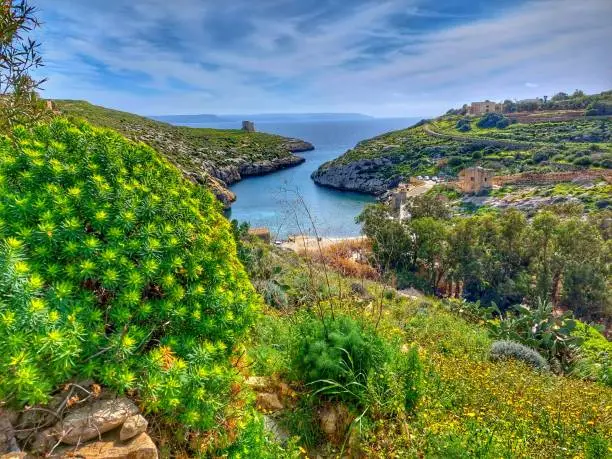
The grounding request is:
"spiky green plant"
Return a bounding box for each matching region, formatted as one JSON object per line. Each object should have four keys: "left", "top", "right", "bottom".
{"left": 0, "top": 119, "right": 259, "bottom": 430}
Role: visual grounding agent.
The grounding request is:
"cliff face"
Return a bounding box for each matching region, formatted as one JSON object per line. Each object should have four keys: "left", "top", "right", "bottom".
{"left": 54, "top": 100, "right": 314, "bottom": 207}
{"left": 311, "top": 157, "right": 401, "bottom": 195}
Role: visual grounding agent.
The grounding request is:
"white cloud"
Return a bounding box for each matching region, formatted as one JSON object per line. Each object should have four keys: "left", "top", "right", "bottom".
{"left": 34, "top": 0, "right": 612, "bottom": 117}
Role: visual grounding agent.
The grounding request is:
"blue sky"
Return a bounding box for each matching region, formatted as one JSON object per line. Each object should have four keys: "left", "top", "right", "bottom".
{"left": 34, "top": 0, "right": 612, "bottom": 117}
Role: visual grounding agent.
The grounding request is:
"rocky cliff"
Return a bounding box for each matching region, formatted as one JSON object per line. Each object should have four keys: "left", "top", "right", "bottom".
{"left": 311, "top": 157, "right": 402, "bottom": 195}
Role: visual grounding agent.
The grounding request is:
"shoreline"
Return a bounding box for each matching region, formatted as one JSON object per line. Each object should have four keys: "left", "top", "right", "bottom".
{"left": 279, "top": 235, "right": 367, "bottom": 252}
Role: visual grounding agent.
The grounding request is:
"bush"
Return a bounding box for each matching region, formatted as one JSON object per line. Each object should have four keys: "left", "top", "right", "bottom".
{"left": 490, "top": 341, "right": 550, "bottom": 371}
{"left": 574, "top": 156, "right": 593, "bottom": 166}
{"left": 455, "top": 118, "right": 471, "bottom": 132}
{"left": 477, "top": 113, "right": 511, "bottom": 129}
{"left": 291, "top": 313, "right": 421, "bottom": 415}
{"left": 0, "top": 119, "right": 258, "bottom": 430}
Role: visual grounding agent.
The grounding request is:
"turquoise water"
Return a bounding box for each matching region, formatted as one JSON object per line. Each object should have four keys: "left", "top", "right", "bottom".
{"left": 179, "top": 118, "right": 419, "bottom": 238}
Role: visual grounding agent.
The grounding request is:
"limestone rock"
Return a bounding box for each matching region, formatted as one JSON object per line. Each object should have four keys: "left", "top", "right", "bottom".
{"left": 256, "top": 393, "right": 283, "bottom": 412}
{"left": 56, "top": 398, "right": 139, "bottom": 445}
{"left": 52, "top": 431, "right": 157, "bottom": 459}
{"left": 311, "top": 157, "right": 402, "bottom": 195}
{"left": 262, "top": 415, "right": 289, "bottom": 444}
{"left": 119, "top": 415, "right": 148, "bottom": 442}
{"left": 30, "top": 428, "right": 56, "bottom": 455}
{"left": 318, "top": 403, "right": 352, "bottom": 444}
{"left": 0, "top": 416, "right": 18, "bottom": 454}
{"left": 0, "top": 453, "right": 27, "bottom": 459}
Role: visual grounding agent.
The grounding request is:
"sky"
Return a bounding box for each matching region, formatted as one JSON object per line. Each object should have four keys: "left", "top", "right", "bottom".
{"left": 33, "top": 0, "right": 612, "bottom": 118}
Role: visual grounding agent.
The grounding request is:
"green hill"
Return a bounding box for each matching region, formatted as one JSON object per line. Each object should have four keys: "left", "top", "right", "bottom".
{"left": 53, "top": 100, "right": 313, "bottom": 207}
{"left": 312, "top": 102, "right": 612, "bottom": 195}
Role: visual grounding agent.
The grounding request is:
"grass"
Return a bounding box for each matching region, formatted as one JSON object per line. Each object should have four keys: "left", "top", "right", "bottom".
{"left": 239, "top": 236, "right": 612, "bottom": 458}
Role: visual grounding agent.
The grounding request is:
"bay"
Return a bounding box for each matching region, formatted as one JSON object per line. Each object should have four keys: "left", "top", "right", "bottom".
{"left": 174, "top": 117, "right": 420, "bottom": 238}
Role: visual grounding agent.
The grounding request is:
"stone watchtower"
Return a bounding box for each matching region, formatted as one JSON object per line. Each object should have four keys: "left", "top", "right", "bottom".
{"left": 242, "top": 120, "right": 255, "bottom": 132}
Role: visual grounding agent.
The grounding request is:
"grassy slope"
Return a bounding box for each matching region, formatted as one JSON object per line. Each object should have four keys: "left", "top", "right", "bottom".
{"left": 54, "top": 100, "right": 300, "bottom": 169}
{"left": 316, "top": 114, "right": 612, "bottom": 183}
{"left": 244, "top": 241, "right": 612, "bottom": 458}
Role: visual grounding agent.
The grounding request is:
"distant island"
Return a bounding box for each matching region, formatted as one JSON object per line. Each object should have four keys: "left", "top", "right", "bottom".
{"left": 151, "top": 112, "right": 374, "bottom": 124}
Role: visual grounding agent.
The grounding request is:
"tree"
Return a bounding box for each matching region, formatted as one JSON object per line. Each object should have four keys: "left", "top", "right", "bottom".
{"left": 0, "top": 0, "right": 47, "bottom": 133}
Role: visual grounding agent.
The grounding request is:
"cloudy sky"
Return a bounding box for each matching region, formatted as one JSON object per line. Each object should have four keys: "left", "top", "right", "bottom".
{"left": 34, "top": 0, "right": 612, "bottom": 117}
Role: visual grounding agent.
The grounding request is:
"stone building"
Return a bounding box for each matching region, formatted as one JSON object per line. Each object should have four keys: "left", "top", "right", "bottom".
{"left": 242, "top": 120, "right": 255, "bottom": 132}
{"left": 457, "top": 167, "right": 493, "bottom": 193}
{"left": 468, "top": 101, "right": 502, "bottom": 116}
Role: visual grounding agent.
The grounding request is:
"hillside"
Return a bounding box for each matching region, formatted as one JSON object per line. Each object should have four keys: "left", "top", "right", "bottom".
{"left": 53, "top": 100, "right": 314, "bottom": 207}
{"left": 312, "top": 104, "right": 612, "bottom": 195}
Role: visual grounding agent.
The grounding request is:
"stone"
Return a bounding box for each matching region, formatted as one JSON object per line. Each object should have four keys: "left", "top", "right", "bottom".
{"left": 55, "top": 398, "right": 139, "bottom": 445}
{"left": 318, "top": 403, "right": 352, "bottom": 445}
{"left": 52, "top": 431, "right": 157, "bottom": 459}
{"left": 256, "top": 393, "right": 283, "bottom": 412}
{"left": 29, "top": 428, "right": 57, "bottom": 455}
{"left": 262, "top": 415, "right": 289, "bottom": 444}
{"left": 245, "top": 376, "right": 272, "bottom": 392}
{"left": 0, "top": 453, "right": 27, "bottom": 459}
{"left": 0, "top": 415, "right": 18, "bottom": 455}
{"left": 119, "top": 415, "right": 148, "bottom": 442}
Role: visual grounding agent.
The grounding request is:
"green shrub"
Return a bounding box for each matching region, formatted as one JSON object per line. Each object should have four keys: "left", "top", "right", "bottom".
{"left": 490, "top": 340, "right": 550, "bottom": 371}
{"left": 292, "top": 314, "right": 386, "bottom": 389}
{"left": 0, "top": 119, "right": 258, "bottom": 430}
{"left": 290, "top": 313, "right": 421, "bottom": 416}
{"left": 477, "top": 113, "right": 510, "bottom": 129}
{"left": 455, "top": 118, "right": 471, "bottom": 132}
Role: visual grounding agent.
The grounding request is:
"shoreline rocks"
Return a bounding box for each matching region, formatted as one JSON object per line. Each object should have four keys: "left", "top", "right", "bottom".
{"left": 311, "top": 158, "right": 402, "bottom": 195}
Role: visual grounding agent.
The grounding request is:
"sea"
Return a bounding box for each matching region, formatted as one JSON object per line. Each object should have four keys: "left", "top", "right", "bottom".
{"left": 168, "top": 117, "right": 420, "bottom": 239}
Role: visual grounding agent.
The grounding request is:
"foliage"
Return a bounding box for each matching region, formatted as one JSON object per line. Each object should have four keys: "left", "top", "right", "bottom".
{"left": 570, "top": 321, "right": 612, "bottom": 386}
{"left": 455, "top": 117, "right": 471, "bottom": 132}
{"left": 0, "top": 0, "right": 48, "bottom": 133}
{"left": 490, "top": 340, "right": 550, "bottom": 372}
{"left": 359, "top": 204, "right": 611, "bottom": 323}
{"left": 476, "top": 113, "right": 510, "bottom": 129}
{"left": 487, "top": 300, "right": 582, "bottom": 372}
{"left": 0, "top": 119, "right": 258, "bottom": 434}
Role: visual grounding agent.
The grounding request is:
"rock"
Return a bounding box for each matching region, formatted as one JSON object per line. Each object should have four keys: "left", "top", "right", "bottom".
{"left": 52, "top": 431, "right": 157, "bottom": 459}
{"left": 256, "top": 393, "right": 283, "bottom": 412}
{"left": 56, "top": 398, "right": 139, "bottom": 445}
{"left": 16, "top": 394, "right": 64, "bottom": 439}
{"left": 0, "top": 415, "right": 18, "bottom": 455}
{"left": 0, "top": 453, "right": 27, "bottom": 459}
{"left": 311, "top": 158, "right": 401, "bottom": 195}
{"left": 262, "top": 415, "right": 290, "bottom": 444}
{"left": 318, "top": 403, "right": 352, "bottom": 445}
{"left": 245, "top": 376, "right": 272, "bottom": 392}
{"left": 119, "top": 415, "right": 148, "bottom": 442}
{"left": 30, "top": 428, "right": 56, "bottom": 455}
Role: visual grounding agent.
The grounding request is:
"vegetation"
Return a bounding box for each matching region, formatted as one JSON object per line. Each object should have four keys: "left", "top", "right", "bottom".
{"left": 53, "top": 100, "right": 302, "bottom": 171}
{"left": 490, "top": 340, "right": 550, "bottom": 372}
{"left": 0, "top": 0, "right": 48, "bottom": 134}
{"left": 358, "top": 200, "right": 611, "bottom": 324}
{"left": 0, "top": 119, "right": 296, "bottom": 456}
{"left": 316, "top": 91, "right": 611, "bottom": 189}
{"left": 237, "top": 232, "right": 612, "bottom": 457}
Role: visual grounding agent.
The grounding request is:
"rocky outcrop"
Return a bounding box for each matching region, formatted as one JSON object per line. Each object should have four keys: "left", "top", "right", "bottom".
{"left": 56, "top": 398, "right": 139, "bottom": 445}
{"left": 1, "top": 391, "right": 158, "bottom": 458}
{"left": 282, "top": 138, "right": 315, "bottom": 153}
{"left": 52, "top": 431, "right": 158, "bottom": 459}
{"left": 311, "top": 157, "right": 402, "bottom": 195}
